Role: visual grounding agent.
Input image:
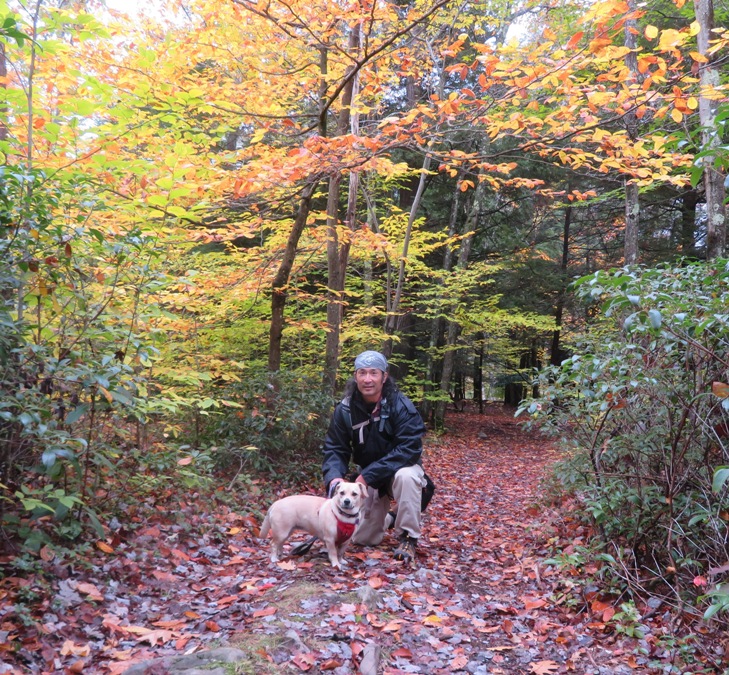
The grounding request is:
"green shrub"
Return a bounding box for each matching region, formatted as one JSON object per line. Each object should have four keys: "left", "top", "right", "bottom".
{"left": 0, "top": 167, "right": 165, "bottom": 550}
{"left": 210, "top": 369, "right": 335, "bottom": 478}
{"left": 520, "top": 260, "right": 729, "bottom": 616}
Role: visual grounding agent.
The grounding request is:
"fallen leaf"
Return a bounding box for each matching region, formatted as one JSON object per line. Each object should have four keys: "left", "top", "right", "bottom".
{"left": 530, "top": 660, "right": 560, "bottom": 674}
{"left": 522, "top": 596, "right": 547, "bottom": 611}
{"left": 96, "top": 541, "right": 114, "bottom": 553}
{"left": 450, "top": 654, "right": 469, "bottom": 670}
{"left": 292, "top": 652, "right": 316, "bottom": 671}
{"left": 277, "top": 560, "right": 297, "bottom": 570}
{"left": 321, "top": 658, "right": 343, "bottom": 670}
{"left": 39, "top": 546, "right": 55, "bottom": 562}
{"left": 152, "top": 570, "right": 180, "bottom": 582}
{"left": 253, "top": 606, "right": 277, "bottom": 618}
{"left": 76, "top": 583, "right": 104, "bottom": 602}
{"left": 60, "top": 640, "right": 91, "bottom": 657}
{"left": 152, "top": 619, "right": 186, "bottom": 629}
{"left": 136, "top": 629, "right": 176, "bottom": 646}
{"left": 448, "top": 609, "right": 472, "bottom": 619}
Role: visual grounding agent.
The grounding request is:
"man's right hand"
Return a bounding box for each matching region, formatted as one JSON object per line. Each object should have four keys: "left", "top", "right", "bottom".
{"left": 327, "top": 478, "right": 343, "bottom": 498}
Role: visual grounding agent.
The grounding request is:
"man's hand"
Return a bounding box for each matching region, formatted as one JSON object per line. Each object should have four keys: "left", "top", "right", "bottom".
{"left": 327, "top": 478, "right": 343, "bottom": 498}
{"left": 355, "top": 474, "right": 368, "bottom": 489}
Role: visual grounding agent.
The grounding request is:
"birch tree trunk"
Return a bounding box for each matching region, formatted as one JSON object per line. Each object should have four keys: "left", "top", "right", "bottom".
{"left": 693, "top": 0, "right": 726, "bottom": 259}
{"left": 623, "top": 1, "right": 640, "bottom": 265}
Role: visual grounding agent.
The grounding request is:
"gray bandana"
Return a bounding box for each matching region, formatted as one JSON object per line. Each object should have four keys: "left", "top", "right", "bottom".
{"left": 354, "top": 350, "right": 388, "bottom": 372}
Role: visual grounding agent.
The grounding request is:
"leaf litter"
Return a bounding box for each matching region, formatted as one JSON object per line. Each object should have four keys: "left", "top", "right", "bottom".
{"left": 0, "top": 403, "right": 725, "bottom": 673}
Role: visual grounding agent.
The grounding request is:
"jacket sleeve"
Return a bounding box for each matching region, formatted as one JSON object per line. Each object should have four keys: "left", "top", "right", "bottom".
{"left": 322, "top": 404, "right": 353, "bottom": 489}
{"left": 359, "top": 395, "right": 425, "bottom": 489}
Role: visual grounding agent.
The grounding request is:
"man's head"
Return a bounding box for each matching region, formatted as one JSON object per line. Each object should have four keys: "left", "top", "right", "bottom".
{"left": 354, "top": 350, "right": 388, "bottom": 404}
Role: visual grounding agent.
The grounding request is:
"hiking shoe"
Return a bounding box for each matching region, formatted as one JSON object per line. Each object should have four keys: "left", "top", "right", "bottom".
{"left": 393, "top": 534, "right": 417, "bottom": 562}
{"left": 385, "top": 510, "right": 396, "bottom": 530}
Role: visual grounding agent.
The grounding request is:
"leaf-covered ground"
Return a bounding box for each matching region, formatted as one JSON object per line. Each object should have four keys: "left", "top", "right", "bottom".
{"left": 1, "top": 404, "right": 725, "bottom": 673}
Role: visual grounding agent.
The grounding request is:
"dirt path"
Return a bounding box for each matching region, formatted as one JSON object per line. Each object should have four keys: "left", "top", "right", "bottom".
{"left": 2, "top": 404, "right": 708, "bottom": 673}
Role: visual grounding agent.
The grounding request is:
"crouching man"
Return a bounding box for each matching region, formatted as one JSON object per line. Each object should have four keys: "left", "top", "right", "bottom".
{"left": 322, "top": 350, "right": 427, "bottom": 562}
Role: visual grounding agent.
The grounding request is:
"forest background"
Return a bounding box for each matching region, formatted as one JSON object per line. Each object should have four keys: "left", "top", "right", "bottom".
{"left": 2, "top": 0, "right": 729, "bottom": 643}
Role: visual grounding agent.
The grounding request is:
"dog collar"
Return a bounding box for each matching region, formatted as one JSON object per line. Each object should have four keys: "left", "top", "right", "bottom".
{"left": 336, "top": 505, "right": 360, "bottom": 520}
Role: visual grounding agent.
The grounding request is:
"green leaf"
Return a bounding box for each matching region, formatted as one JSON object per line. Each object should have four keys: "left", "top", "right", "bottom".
{"left": 712, "top": 467, "right": 729, "bottom": 493}
{"left": 65, "top": 405, "right": 88, "bottom": 424}
{"left": 84, "top": 507, "right": 105, "bottom": 538}
{"left": 648, "top": 309, "right": 662, "bottom": 329}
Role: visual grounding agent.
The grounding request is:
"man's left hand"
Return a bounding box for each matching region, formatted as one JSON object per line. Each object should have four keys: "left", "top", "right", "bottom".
{"left": 355, "top": 474, "right": 368, "bottom": 488}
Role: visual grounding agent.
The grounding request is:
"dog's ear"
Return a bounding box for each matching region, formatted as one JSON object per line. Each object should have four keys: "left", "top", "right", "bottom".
{"left": 357, "top": 482, "right": 367, "bottom": 499}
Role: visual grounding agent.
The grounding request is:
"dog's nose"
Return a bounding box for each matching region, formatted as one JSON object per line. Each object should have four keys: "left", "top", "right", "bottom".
{"left": 342, "top": 498, "right": 351, "bottom": 507}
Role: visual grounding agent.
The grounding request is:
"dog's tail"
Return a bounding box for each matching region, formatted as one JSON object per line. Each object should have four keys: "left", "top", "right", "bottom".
{"left": 259, "top": 510, "right": 271, "bottom": 539}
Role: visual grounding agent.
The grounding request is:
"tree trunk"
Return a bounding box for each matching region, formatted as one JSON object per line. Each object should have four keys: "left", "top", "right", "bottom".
{"left": 421, "top": 173, "right": 463, "bottom": 423}
{"left": 693, "top": 0, "right": 727, "bottom": 259}
{"left": 680, "top": 188, "right": 699, "bottom": 257}
{"left": 624, "top": 180, "right": 639, "bottom": 265}
{"left": 473, "top": 338, "right": 484, "bottom": 413}
{"left": 323, "top": 26, "right": 360, "bottom": 393}
{"left": 433, "top": 178, "right": 485, "bottom": 427}
{"left": 623, "top": 2, "right": 640, "bottom": 265}
{"left": 550, "top": 198, "right": 571, "bottom": 366}
{"left": 268, "top": 181, "right": 318, "bottom": 372}
{"left": 0, "top": 43, "right": 7, "bottom": 145}
{"left": 382, "top": 153, "right": 432, "bottom": 356}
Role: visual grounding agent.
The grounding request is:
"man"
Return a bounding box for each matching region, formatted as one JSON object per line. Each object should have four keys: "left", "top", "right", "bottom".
{"left": 322, "top": 350, "right": 427, "bottom": 562}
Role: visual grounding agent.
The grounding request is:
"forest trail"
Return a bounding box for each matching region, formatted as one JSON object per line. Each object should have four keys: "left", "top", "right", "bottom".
{"left": 2, "top": 405, "right": 687, "bottom": 674}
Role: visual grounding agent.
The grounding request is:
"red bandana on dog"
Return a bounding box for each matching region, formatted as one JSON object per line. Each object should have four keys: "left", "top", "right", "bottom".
{"left": 335, "top": 519, "right": 357, "bottom": 546}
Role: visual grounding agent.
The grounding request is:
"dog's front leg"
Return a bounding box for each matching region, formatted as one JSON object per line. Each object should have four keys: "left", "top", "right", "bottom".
{"left": 324, "top": 541, "right": 342, "bottom": 569}
{"left": 336, "top": 542, "right": 351, "bottom": 566}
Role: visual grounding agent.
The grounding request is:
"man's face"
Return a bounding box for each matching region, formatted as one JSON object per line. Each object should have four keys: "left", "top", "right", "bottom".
{"left": 355, "top": 368, "right": 388, "bottom": 404}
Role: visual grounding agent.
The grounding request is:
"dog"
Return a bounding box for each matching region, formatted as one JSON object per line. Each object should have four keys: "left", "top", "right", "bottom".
{"left": 259, "top": 481, "right": 366, "bottom": 569}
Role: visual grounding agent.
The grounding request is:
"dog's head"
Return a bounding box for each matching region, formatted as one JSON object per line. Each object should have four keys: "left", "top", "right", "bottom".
{"left": 332, "top": 481, "right": 366, "bottom": 513}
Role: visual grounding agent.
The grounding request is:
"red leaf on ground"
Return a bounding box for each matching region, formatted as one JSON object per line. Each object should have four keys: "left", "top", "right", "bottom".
{"left": 292, "top": 652, "right": 316, "bottom": 671}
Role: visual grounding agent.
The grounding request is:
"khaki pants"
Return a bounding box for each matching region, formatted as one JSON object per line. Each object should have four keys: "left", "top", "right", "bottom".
{"left": 352, "top": 464, "right": 426, "bottom": 545}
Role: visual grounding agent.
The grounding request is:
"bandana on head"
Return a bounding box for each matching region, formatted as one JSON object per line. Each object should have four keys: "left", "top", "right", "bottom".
{"left": 354, "top": 350, "right": 388, "bottom": 372}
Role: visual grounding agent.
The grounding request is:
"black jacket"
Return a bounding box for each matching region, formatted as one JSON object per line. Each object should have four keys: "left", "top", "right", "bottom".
{"left": 322, "top": 387, "right": 425, "bottom": 491}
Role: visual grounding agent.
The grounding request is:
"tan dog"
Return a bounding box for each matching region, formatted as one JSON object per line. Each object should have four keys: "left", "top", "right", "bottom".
{"left": 260, "top": 481, "right": 366, "bottom": 568}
